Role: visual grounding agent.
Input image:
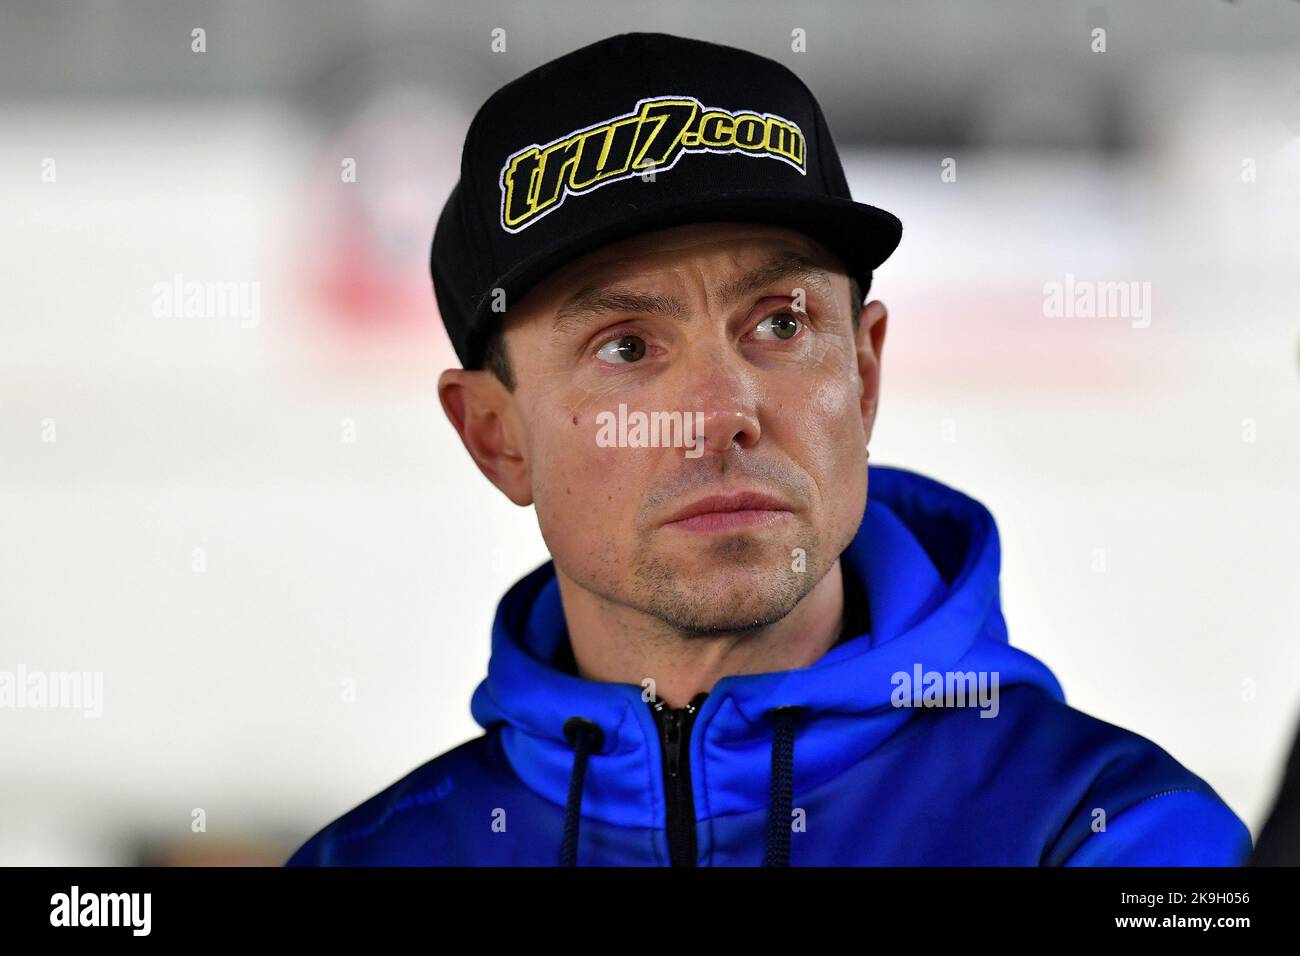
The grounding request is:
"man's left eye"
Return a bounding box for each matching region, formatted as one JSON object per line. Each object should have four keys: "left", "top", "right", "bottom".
{"left": 754, "top": 312, "right": 801, "bottom": 340}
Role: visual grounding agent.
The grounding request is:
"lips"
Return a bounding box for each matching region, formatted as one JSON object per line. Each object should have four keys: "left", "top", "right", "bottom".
{"left": 662, "top": 490, "right": 795, "bottom": 532}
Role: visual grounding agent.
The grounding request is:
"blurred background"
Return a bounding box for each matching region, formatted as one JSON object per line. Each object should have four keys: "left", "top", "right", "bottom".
{"left": 0, "top": 0, "right": 1297, "bottom": 865}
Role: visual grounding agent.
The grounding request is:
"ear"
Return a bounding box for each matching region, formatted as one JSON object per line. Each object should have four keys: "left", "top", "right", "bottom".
{"left": 855, "top": 300, "right": 888, "bottom": 445}
{"left": 437, "top": 368, "right": 533, "bottom": 506}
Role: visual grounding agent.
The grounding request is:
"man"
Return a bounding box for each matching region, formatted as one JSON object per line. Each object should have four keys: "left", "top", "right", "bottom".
{"left": 287, "top": 32, "right": 1251, "bottom": 866}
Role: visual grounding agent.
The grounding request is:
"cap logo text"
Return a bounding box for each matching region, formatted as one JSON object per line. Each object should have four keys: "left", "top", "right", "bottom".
{"left": 498, "top": 95, "right": 807, "bottom": 233}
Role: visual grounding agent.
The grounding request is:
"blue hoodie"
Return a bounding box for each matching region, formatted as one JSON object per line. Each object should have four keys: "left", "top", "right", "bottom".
{"left": 286, "top": 464, "right": 1252, "bottom": 866}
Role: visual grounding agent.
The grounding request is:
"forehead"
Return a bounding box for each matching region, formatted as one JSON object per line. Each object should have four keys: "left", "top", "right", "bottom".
{"left": 514, "top": 221, "right": 843, "bottom": 314}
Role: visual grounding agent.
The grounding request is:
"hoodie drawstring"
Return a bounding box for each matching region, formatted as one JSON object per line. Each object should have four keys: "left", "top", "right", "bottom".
{"left": 560, "top": 717, "right": 603, "bottom": 866}
{"left": 763, "top": 706, "right": 804, "bottom": 867}
{"left": 560, "top": 707, "right": 804, "bottom": 866}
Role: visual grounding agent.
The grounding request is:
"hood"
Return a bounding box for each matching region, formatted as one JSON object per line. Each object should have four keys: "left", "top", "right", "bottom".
{"left": 470, "top": 463, "right": 1065, "bottom": 861}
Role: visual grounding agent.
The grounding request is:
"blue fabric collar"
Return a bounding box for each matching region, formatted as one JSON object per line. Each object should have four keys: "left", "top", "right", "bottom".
{"left": 469, "top": 464, "right": 1063, "bottom": 826}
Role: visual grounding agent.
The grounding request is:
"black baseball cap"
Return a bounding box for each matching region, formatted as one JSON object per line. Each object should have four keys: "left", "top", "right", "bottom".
{"left": 430, "top": 31, "right": 903, "bottom": 371}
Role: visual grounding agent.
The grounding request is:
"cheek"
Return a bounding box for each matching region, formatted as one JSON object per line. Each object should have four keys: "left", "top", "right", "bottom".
{"left": 797, "top": 374, "right": 864, "bottom": 468}
{"left": 527, "top": 405, "right": 645, "bottom": 567}
{"left": 780, "top": 372, "right": 867, "bottom": 527}
{"left": 811, "top": 373, "right": 858, "bottom": 426}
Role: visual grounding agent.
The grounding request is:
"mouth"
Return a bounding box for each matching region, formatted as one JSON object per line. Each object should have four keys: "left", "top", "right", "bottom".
{"left": 661, "top": 490, "right": 796, "bottom": 534}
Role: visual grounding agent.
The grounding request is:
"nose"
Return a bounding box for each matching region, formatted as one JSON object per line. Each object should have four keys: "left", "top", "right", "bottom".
{"left": 679, "top": 343, "right": 762, "bottom": 457}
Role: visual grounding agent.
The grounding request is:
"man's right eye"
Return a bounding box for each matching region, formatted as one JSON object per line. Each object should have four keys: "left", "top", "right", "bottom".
{"left": 595, "top": 334, "right": 647, "bottom": 363}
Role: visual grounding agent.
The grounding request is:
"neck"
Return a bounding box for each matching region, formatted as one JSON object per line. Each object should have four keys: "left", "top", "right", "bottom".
{"left": 554, "top": 560, "right": 848, "bottom": 709}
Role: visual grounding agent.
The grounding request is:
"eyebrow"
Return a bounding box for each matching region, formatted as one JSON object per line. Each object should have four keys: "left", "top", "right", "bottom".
{"left": 710, "top": 251, "right": 835, "bottom": 312}
{"left": 550, "top": 250, "right": 836, "bottom": 340}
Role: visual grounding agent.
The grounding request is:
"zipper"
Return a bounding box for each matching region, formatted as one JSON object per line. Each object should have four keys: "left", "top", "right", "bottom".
{"left": 649, "top": 691, "right": 709, "bottom": 866}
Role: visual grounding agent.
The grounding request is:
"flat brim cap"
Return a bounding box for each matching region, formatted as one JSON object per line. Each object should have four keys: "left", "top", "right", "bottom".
{"left": 431, "top": 31, "right": 903, "bottom": 370}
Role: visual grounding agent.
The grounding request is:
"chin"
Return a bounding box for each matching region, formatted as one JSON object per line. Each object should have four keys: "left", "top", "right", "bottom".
{"left": 651, "top": 594, "right": 800, "bottom": 636}
{"left": 633, "top": 561, "right": 810, "bottom": 636}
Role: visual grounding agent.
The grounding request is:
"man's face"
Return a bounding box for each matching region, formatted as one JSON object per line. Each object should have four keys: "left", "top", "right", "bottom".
{"left": 445, "top": 221, "right": 886, "bottom": 635}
